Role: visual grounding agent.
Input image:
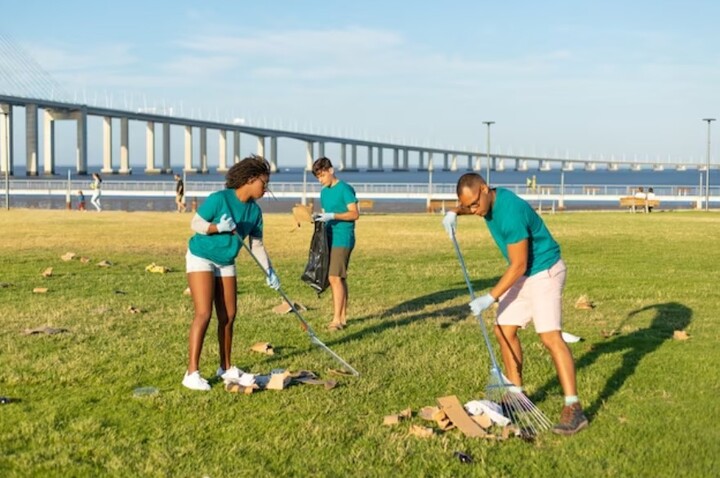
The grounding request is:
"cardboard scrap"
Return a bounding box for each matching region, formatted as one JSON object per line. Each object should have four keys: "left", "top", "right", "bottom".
{"left": 79, "top": 257, "right": 91, "bottom": 264}
{"left": 673, "top": 330, "right": 690, "bottom": 341}
{"left": 470, "top": 413, "right": 494, "bottom": 430}
{"left": 250, "top": 342, "right": 274, "bottom": 355}
{"left": 383, "top": 415, "right": 400, "bottom": 426}
{"left": 292, "top": 205, "right": 313, "bottom": 227}
{"left": 60, "top": 252, "right": 76, "bottom": 261}
{"left": 41, "top": 267, "right": 53, "bottom": 278}
{"left": 22, "top": 326, "right": 69, "bottom": 335}
{"left": 97, "top": 260, "right": 113, "bottom": 267}
{"left": 266, "top": 370, "right": 292, "bottom": 390}
{"left": 419, "top": 406, "right": 440, "bottom": 421}
{"left": 145, "top": 263, "right": 171, "bottom": 274}
{"left": 399, "top": 408, "right": 412, "bottom": 419}
{"left": 575, "top": 295, "right": 595, "bottom": 310}
{"left": 409, "top": 425, "right": 434, "bottom": 438}
{"left": 437, "top": 396, "right": 487, "bottom": 438}
{"left": 33, "top": 287, "right": 48, "bottom": 294}
{"left": 272, "top": 300, "right": 307, "bottom": 314}
{"left": 431, "top": 408, "right": 455, "bottom": 431}
{"left": 183, "top": 287, "right": 191, "bottom": 296}
{"left": 127, "top": 306, "right": 142, "bottom": 314}
{"left": 225, "top": 382, "right": 259, "bottom": 394}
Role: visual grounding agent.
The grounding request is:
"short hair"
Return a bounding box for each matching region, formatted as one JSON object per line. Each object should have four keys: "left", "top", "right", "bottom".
{"left": 225, "top": 154, "right": 271, "bottom": 189}
{"left": 312, "top": 157, "right": 333, "bottom": 177}
{"left": 456, "top": 173, "right": 486, "bottom": 196}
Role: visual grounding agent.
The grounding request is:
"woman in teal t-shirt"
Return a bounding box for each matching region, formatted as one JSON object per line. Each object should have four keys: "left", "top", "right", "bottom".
{"left": 182, "top": 155, "right": 281, "bottom": 391}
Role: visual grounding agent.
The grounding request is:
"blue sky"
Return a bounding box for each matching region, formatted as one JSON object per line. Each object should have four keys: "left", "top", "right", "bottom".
{"left": 3, "top": 0, "right": 720, "bottom": 165}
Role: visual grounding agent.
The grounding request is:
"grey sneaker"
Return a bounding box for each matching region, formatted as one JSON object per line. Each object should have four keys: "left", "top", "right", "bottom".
{"left": 552, "top": 403, "right": 588, "bottom": 435}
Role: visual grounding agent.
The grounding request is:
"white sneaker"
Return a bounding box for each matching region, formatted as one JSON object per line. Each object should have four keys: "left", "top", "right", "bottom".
{"left": 182, "top": 370, "right": 210, "bottom": 391}
{"left": 217, "top": 366, "right": 243, "bottom": 382}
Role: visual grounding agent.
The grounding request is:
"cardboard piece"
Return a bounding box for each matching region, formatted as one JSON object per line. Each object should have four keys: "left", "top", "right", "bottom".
{"left": 183, "top": 287, "right": 191, "bottom": 296}
{"left": 437, "top": 396, "right": 487, "bottom": 438}
{"left": 266, "top": 371, "right": 292, "bottom": 390}
{"left": 272, "top": 300, "right": 307, "bottom": 314}
{"left": 399, "top": 408, "right": 412, "bottom": 419}
{"left": 471, "top": 413, "right": 493, "bottom": 429}
{"left": 292, "top": 205, "right": 313, "bottom": 226}
{"left": 33, "top": 287, "right": 48, "bottom": 294}
{"left": 409, "top": 425, "right": 434, "bottom": 438}
{"left": 575, "top": 295, "right": 595, "bottom": 310}
{"left": 97, "top": 260, "right": 113, "bottom": 267}
{"left": 60, "top": 252, "right": 76, "bottom": 261}
{"left": 41, "top": 267, "right": 53, "bottom": 278}
{"left": 673, "top": 330, "right": 690, "bottom": 341}
{"left": 383, "top": 415, "right": 400, "bottom": 426}
{"left": 225, "top": 382, "right": 259, "bottom": 394}
{"left": 419, "top": 406, "right": 440, "bottom": 421}
{"left": 79, "top": 257, "right": 91, "bottom": 264}
{"left": 127, "top": 306, "right": 142, "bottom": 314}
{"left": 250, "top": 342, "right": 275, "bottom": 355}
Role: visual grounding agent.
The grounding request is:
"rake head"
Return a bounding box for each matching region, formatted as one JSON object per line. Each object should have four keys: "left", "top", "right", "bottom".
{"left": 485, "top": 366, "right": 553, "bottom": 437}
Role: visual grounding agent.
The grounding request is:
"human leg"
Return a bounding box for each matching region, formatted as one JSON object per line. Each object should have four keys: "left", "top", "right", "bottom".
{"left": 494, "top": 324, "right": 523, "bottom": 386}
{"left": 186, "top": 271, "right": 214, "bottom": 373}
{"left": 328, "top": 275, "right": 345, "bottom": 328}
{"left": 539, "top": 330, "right": 577, "bottom": 397}
{"left": 215, "top": 275, "right": 237, "bottom": 371}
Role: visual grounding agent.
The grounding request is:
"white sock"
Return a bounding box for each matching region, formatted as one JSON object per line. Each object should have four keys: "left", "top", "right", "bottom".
{"left": 565, "top": 395, "right": 579, "bottom": 406}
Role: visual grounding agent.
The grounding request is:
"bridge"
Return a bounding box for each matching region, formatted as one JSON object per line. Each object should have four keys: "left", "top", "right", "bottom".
{"left": 0, "top": 93, "right": 710, "bottom": 178}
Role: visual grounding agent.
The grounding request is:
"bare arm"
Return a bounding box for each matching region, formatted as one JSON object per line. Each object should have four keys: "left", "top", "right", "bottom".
{"left": 489, "top": 239, "right": 528, "bottom": 300}
{"left": 330, "top": 202, "right": 359, "bottom": 221}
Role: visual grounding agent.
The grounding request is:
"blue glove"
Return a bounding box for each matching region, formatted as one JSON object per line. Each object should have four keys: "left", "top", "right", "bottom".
{"left": 314, "top": 212, "right": 336, "bottom": 223}
{"left": 442, "top": 211, "right": 457, "bottom": 239}
{"left": 265, "top": 268, "right": 280, "bottom": 290}
{"left": 216, "top": 214, "right": 236, "bottom": 233}
{"left": 469, "top": 293, "right": 495, "bottom": 316}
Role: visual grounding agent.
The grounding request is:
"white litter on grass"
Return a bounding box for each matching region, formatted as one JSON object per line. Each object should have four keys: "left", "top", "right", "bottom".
{"left": 464, "top": 399, "right": 511, "bottom": 427}
{"left": 562, "top": 331, "right": 583, "bottom": 343}
{"left": 224, "top": 373, "right": 256, "bottom": 387}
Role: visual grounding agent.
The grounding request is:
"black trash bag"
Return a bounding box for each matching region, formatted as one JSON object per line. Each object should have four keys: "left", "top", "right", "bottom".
{"left": 301, "top": 220, "right": 330, "bottom": 295}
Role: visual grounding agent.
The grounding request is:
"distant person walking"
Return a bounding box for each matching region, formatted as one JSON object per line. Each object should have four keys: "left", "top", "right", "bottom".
{"left": 312, "top": 157, "right": 359, "bottom": 331}
{"left": 77, "top": 190, "right": 86, "bottom": 211}
{"left": 175, "top": 174, "right": 187, "bottom": 213}
{"left": 90, "top": 173, "right": 102, "bottom": 211}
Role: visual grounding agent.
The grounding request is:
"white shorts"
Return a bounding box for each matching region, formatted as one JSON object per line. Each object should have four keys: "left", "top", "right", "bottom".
{"left": 496, "top": 259, "right": 567, "bottom": 334}
{"left": 185, "top": 250, "right": 236, "bottom": 277}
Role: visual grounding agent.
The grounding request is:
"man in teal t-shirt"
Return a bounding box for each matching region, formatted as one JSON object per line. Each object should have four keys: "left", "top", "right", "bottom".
{"left": 312, "top": 157, "right": 359, "bottom": 331}
{"left": 442, "top": 173, "right": 588, "bottom": 436}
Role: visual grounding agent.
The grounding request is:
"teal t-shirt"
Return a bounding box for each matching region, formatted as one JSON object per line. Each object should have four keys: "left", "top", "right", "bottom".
{"left": 188, "top": 189, "right": 263, "bottom": 266}
{"left": 484, "top": 188, "right": 561, "bottom": 277}
{"left": 320, "top": 180, "right": 357, "bottom": 248}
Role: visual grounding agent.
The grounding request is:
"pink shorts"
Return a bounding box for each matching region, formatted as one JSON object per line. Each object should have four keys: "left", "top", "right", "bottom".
{"left": 496, "top": 259, "right": 567, "bottom": 333}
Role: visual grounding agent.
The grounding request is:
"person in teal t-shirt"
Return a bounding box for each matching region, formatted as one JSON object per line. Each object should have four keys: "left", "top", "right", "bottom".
{"left": 442, "top": 173, "right": 588, "bottom": 436}
{"left": 312, "top": 157, "right": 359, "bottom": 331}
{"left": 182, "top": 155, "right": 281, "bottom": 392}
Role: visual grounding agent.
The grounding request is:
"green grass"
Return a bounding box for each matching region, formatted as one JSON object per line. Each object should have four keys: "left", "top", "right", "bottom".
{"left": 1, "top": 209, "right": 719, "bottom": 477}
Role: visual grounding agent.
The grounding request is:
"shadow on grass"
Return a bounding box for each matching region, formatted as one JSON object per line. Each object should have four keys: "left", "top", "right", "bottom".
{"left": 257, "top": 277, "right": 500, "bottom": 369}
{"left": 531, "top": 301, "right": 692, "bottom": 419}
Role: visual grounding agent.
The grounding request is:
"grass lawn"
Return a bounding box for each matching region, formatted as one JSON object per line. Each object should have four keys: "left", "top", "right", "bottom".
{"left": 1, "top": 208, "right": 719, "bottom": 477}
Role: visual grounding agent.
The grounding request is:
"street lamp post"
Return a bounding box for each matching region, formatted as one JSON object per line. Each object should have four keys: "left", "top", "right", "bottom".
{"left": 483, "top": 121, "right": 495, "bottom": 184}
{"left": 703, "top": 118, "right": 715, "bottom": 211}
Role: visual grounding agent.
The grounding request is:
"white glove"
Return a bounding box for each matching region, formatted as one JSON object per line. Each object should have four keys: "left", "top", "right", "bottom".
{"left": 265, "top": 268, "right": 280, "bottom": 290}
{"left": 469, "top": 293, "right": 495, "bottom": 316}
{"left": 442, "top": 211, "right": 458, "bottom": 239}
{"left": 216, "top": 214, "right": 236, "bottom": 233}
{"left": 314, "top": 212, "right": 335, "bottom": 223}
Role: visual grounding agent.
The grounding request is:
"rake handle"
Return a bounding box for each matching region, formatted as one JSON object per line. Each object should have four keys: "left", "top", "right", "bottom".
{"left": 450, "top": 231, "right": 503, "bottom": 372}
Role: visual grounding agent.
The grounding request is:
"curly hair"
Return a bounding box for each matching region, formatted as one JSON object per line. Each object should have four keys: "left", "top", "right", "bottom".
{"left": 225, "top": 155, "right": 271, "bottom": 189}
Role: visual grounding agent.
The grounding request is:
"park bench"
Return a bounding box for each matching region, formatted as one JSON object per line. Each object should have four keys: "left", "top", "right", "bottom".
{"left": 358, "top": 199, "right": 375, "bottom": 212}
{"left": 619, "top": 196, "right": 660, "bottom": 213}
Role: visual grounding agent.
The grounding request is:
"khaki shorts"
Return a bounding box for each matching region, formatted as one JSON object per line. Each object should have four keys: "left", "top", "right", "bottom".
{"left": 496, "top": 259, "right": 566, "bottom": 333}
{"left": 329, "top": 247, "right": 353, "bottom": 278}
{"left": 185, "top": 250, "right": 236, "bottom": 277}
